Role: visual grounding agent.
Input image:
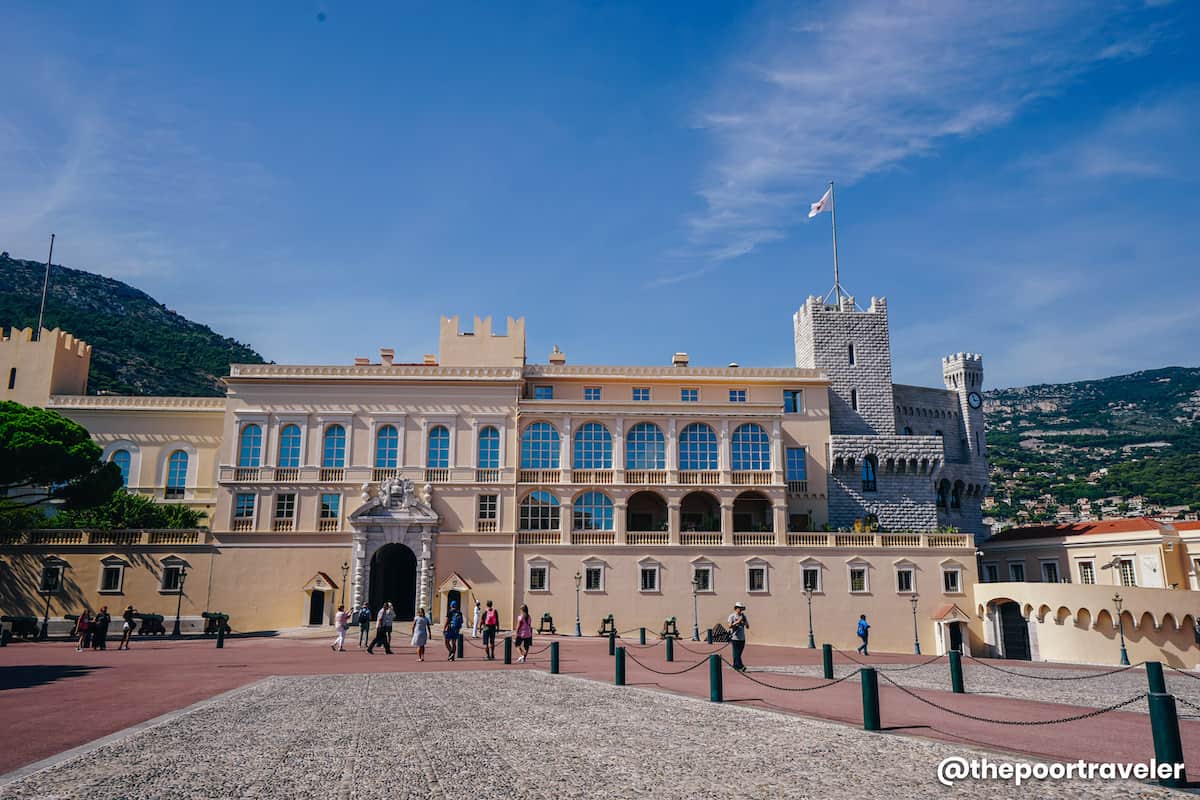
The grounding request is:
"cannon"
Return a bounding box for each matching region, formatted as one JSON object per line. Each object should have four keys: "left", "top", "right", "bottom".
{"left": 597, "top": 614, "right": 615, "bottom": 637}
{"left": 537, "top": 612, "right": 556, "bottom": 635}
{"left": 1, "top": 616, "right": 40, "bottom": 640}
{"left": 135, "top": 613, "right": 166, "bottom": 635}
{"left": 202, "top": 611, "right": 231, "bottom": 636}
{"left": 659, "top": 616, "right": 681, "bottom": 640}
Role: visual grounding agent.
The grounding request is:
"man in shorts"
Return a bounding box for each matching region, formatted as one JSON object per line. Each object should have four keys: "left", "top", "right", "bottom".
{"left": 443, "top": 600, "right": 464, "bottom": 661}
{"left": 481, "top": 600, "right": 500, "bottom": 660}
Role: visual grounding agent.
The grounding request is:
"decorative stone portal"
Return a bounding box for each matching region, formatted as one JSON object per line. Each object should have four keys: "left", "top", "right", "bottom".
{"left": 301, "top": 572, "right": 338, "bottom": 626}
{"left": 348, "top": 478, "right": 440, "bottom": 622}
{"left": 437, "top": 572, "right": 474, "bottom": 625}
{"left": 930, "top": 602, "right": 971, "bottom": 655}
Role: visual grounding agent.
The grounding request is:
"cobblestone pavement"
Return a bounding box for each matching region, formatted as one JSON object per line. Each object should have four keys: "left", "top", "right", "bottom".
{"left": 0, "top": 671, "right": 1189, "bottom": 799}
{"left": 753, "top": 659, "right": 1200, "bottom": 716}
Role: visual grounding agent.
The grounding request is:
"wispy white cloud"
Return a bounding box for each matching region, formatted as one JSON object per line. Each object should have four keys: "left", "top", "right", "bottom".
{"left": 679, "top": 0, "right": 1164, "bottom": 270}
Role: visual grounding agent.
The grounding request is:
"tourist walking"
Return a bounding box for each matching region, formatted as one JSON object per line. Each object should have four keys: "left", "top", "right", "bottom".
{"left": 118, "top": 605, "right": 135, "bottom": 650}
{"left": 481, "top": 600, "right": 500, "bottom": 660}
{"left": 357, "top": 604, "right": 371, "bottom": 648}
{"left": 856, "top": 614, "right": 870, "bottom": 655}
{"left": 411, "top": 607, "right": 431, "bottom": 661}
{"left": 514, "top": 604, "right": 533, "bottom": 663}
{"left": 74, "top": 610, "right": 91, "bottom": 652}
{"left": 331, "top": 605, "right": 350, "bottom": 652}
{"left": 728, "top": 602, "right": 749, "bottom": 671}
{"left": 367, "top": 602, "right": 394, "bottom": 654}
{"left": 471, "top": 600, "right": 482, "bottom": 638}
{"left": 443, "top": 601, "right": 463, "bottom": 661}
{"left": 92, "top": 606, "right": 111, "bottom": 651}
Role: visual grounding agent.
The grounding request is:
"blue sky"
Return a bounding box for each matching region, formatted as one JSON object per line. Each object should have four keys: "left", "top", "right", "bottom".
{"left": 1, "top": 1, "right": 1197, "bottom": 389}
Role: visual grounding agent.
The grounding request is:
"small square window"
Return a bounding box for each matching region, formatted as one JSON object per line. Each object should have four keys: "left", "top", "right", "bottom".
{"left": 1118, "top": 558, "right": 1136, "bottom": 587}
{"left": 693, "top": 566, "right": 712, "bottom": 592}
{"left": 100, "top": 565, "right": 123, "bottom": 593}
{"left": 802, "top": 566, "right": 821, "bottom": 592}
{"left": 849, "top": 566, "right": 868, "bottom": 593}
{"left": 632, "top": 387, "right": 651, "bottom": 402}
{"left": 528, "top": 565, "right": 548, "bottom": 592}
{"left": 161, "top": 565, "right": 184, "bottom": 593}
{"left": 1078, "top": 561, "right": 1095, "bottom": 585}
{"left": 1040, "top": 561, "right": 1059, "bottom": 584}
{"left": 784, "top": 390, "right": 804, "bottom": 413}
{"left": 533, "top": 385, "right": 554, "bottom": 400}
{"left": 680, "top": 387, "right": 699, "bottom": 402}
{"left": 942, "top": 569, "right": 961, "bottom": 593}
{"left": 983, "top": 563, "right": 999, "bottom": 583}
{"left": 585, "top": 566, "right": 603, "bottom": 592}
{"left": 729, "top": 389, "right": 747, "bottom": 403}
{"left": 275, "top": 493, "right": 296, "bottom": 519}
{"left": 896, "top": 568, "right": 914, "bottom": 593}
{"left": 639, "top": 565, "right": 659, "bottom": 592}
{"left": 320, "top": 493, "right": 340, "bottom": 520}
{"left": 234, "top": 493, "right": 255, "bottom": 518}
{"left": 1008, "top": 562, "right": 1025, "bottom": 582}
{"left": 747, "top": 566, "right": 767, "bottom": 593}
{"left": 478, "top": 494, "right": 498, "bottom": 520}
{"left": 584, "top": 386, "right": 601, "bottom": 401}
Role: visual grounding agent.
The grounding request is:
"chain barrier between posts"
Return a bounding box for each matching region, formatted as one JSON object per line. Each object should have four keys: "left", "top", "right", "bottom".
{"left": 675, "top": 640, "right": 730, "bottom": 656}
{"left": 964, "top": 654, "right": 1144, "bottom": 681}
{"left": 1167, "top": 665, "right": 1200, "bottom": 681}
{"left": 723, "top": 659, "right": 864, "bottom": 692}
{"left": 625, "top": 651, "right": 710, "bottom": 676}
{"left": 1174, "top": 696, "right": 1200, "bottom": 717}
{"left": 835, "top": 650, "right": 945, "bottom": 672}
{"left": 876, "top": 671, "right": 1148, "bottom": 725}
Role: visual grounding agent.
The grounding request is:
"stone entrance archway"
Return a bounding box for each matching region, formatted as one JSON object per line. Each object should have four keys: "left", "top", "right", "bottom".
{"left": 348, "top": 478, "right": 440, "bottom": 622}
{"left": 369, "top": 543, "right": 418, "bottom": 621}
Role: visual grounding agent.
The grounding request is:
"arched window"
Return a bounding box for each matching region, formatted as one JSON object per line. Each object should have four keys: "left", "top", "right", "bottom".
{"left": 110, "top": 449, "right": 131, "bottom": 487}
{"left": 951, "top": 480, "right": 964, "bottom": 510}
{"left": 625, "top": 423, "right": 665, "bottom": 470}
{"left": 936, "top": 479, "right": 949, "bottom": 509}
{"left": 277, "top": 424, "right": 302, "bottom": 468}
{"left": 573, "top": 423, "right": 612, "bottom": 469}
{"left": 477, "top": 426, "right": 500, "bottom": 469}
{"left": 322, "top": 425, "right": 346, "bottom": 468}
{"left": 519, "top": 491, "right": 560, "bottom": 531}
{"left": 520, "top": 422, "right": 560, "bottom": 469}
{"left": 375, "top": 425, "right": 400, "bottom": 469}
{"left": 731, "top": 423, "right": 770, "bottom": 471}
{"left": 861, "top": 455, "right": 878, "bottom": 492}
{"left": 165, "top": 450, "right": 188, "bottom": 499}
{"left": 573, "top": 491, "right": 614, "bottom": 530}
{"left": 237, "top": 424, "right": 262, "bottom": 467}
{"left": 678, "top": 423, "right": 718, "bottom": 470}
{"left": 427, "top": 425, "right": 450, "bottom": 468}
{"left": 848, "top": 343, "right": 856, "bottom": 366}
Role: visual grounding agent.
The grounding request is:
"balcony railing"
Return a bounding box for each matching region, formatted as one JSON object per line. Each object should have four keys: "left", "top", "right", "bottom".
{"left": 477, "top": 519, "right": 498, "bottom": 533}
{"left": 787, "top": 532, "right": 830, "bottom": 547}
{"left": 425, "top": 468, "right": 450, "bottom": 483}
{"left": 786, "top": 480, "right": 809, "bottom": 495}
{"left": 571, "top": 531, "right": 616, "bottom": 546}
{"left": 319, "top": 468, "right": 345, "bottom": 482}
{"left": 18, "top": 529, "right": 207, "bottom": 545}
{"left": 234, "top": 467, "right": 261, "bottom": 481}
{"left": 927, "top": 533, "right": 972, "bottom": 548}
{"left": 476, "top": 468, "right": 501, "bottom": 483}
{"left": 518, "top": 469, "right": 560, "bottom": 484}
{"left": 373, "top": 468, "right": 399, "bottom": 482}
{"left": 834, "top": 533, "right": 876, "bottom": 548}
{"left": 624, "top": 470, "right": 668, "bottom": 485}
{"left": 571, "top": 469, "right": 613, "bottom": 484}
{"left": 272, "top": 518, "right": 295, "bottom": 532}
{"left": 680, "top": 532, "right": 722, "bottom": 546}
{"left": 147, "top": 530, "right": 202, "bottom": 545}
{"left": 275, "top": 468, "right": 300, "bottom": 482}
{"left": 88, "top": 531, "right": 141, "bottom": 545}
{"left": 732, "top": 532, "right": 774, "bottom": 546}
{"left": 626, "top": 531, "right": 669, "bottom": 545}
{"left": 678, "top": 470, "right": 719, "bottom": 485}
{"left": 28, "top": 531, "right": 85, "bottom": 545}
{"left": 516, "top": 531, "right": 561, "bottom": 545}
{"left": 731, "top": 471, "right": 772, "bottom": 486}
{"left": 879, "top": 534, "right": 922, "bottom": 548}
{"left": 231, "top": 519, "right": 255, "bottom": 532}
{"left": 318, "top": 519, "right": 339, "bottom": 532}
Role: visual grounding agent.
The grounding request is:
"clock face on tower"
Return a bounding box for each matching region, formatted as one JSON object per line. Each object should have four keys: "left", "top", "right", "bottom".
{"left": 967, "top": 392, "right": 982, "bottom": 409}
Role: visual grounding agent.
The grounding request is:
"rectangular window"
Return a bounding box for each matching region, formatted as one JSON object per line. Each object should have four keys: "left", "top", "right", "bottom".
{"left": 632, "top": 387, "right": 650, "bottom": 402}
{"left": 528, "top": 566, "right": 548, "bottom": 592}
{"left": 640, "top": 566, "right": 659, "bottom": 592}
{"left": 39, "top": 565, "right": 63, "bottom": 593}
{"left": 943, "top": 569, "right": 961, "bottom": 593}
{"left": 784, "top": 390, "right": 804, "bottom": 413}
{"left": 848, "top": 343, "right": 856, "bottom": 366}
{"left": 785, "top": 448, "right": 808, "bottom": 482}
{"left": 100, "top": 565, "right": 123, "bottom": 592}
{"left": 161, "top": 565, "right": 183, "bottom": 592}
{"left": 320, "top": 493, "right": 340, "bottom": 520}
{"left": 849, "top": 567, "right": 867, "bottom": 593}
{"left": 789, "top": 513, "right": 811, "bottom": 532}
{"left": 6, "top": 367, "right": 14, "bottom": 390}
{"left": 477, "top": 494, "right": 498, "bottom": 520}
{"left": 1078, "top": 560, "right": 1096, "bottom": 585}
{"left": 1118, "top": 558, "right": 1137, "bottom": 587}
{"left": 802, "top": 566, "right": 820, "bottom": 592}
{"left": 275, "top": 493, "right": 296, "bottom": 519}
{"left": 896, "top": 568, "right": 914, "bottom": 593}
{"left": 234, "top": 493, "right": 256, "bottom": 518}
{"left": 693, "top": 566, "right": 712, "bottom": 592}
{"left": 533, "top": 385, "right": 554, "bottom": 400}
{"left": 1009, "top": 562, "right": 1025, "bottom": 582}
{"left": 728, "top": 389, "right": 747, "bottom": 403}
{"left": 680, "top": 388, "right": 699, "bottom": 403}
{"left": 850, "top": 388, "right": 859, "bottom": 411}
{"left": 1040, "top": 561, "right": 1060, "bottom": 584}
{"left": 584, "top": 386, "right": 601, "bottom": 401}
{"left": 747, "top": 566, "right": 767, "bottom": 593}
{"left": 585, "top": 566, "right": 602, "bottom": 592}
{"left": 983, "top": 563, "right": 999, "bottom": 583}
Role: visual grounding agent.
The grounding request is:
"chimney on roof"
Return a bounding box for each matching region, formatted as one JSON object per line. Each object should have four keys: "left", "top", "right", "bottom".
{"left": 549, "top": 345, "right": 566, "bottom": 365}
{"left": 353, "top": 357, "right": 371, "bottom": 366}
{"left": 672, "top": 352, "right": 689, "bottom": 367}
{"left": 379, "top": 348, "right": 395, "bottom": 367}
{"left": 423, "top": 354, "right": 437, "bottom": 365}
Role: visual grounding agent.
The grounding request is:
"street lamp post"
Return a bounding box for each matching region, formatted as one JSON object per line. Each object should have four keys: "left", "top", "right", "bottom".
{"left": 171, "top": 567, "right": 189, "bottom": 638}
{"left": 691, "top": 577, "right": 701, "bottom": 641}
{"left": 804, "top": 586, "right": 816, "bottom": 649}
{"left": 39, "top": 583, "right": 53, "bottom": 641}
{"left": 1113, "top": 593, "right": 1130, "bottom": 666}
{"left": 340, "top": 561, "right": 349, "bottom": 608}
{"left": 910, "top": 592, "right": 921, "bottom": 655}
{"left": 574, "top": 572, "right": 582, "bottom": 637}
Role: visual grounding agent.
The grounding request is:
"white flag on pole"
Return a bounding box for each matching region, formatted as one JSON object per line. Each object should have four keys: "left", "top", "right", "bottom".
{"left": 808, "top": 186, "right": 832, "bottom": 218}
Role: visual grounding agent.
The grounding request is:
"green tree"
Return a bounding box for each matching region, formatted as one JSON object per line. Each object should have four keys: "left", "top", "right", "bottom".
{"left": 52, "top": 490, "right": 204, "bottom": 530}
{"left": 0, "top": 401, "right": 121, "bottom": 508}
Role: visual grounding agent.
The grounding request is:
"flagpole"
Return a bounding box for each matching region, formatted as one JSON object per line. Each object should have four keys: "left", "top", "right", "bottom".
{"left": 36, "top": 233, "right": 55, "bottom": 341}
{"left": 829, "top": 181, "right": 841, "bottom": 302}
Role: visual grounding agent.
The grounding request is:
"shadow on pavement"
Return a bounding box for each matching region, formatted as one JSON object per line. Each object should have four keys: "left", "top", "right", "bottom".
{"left": 0, "top": 664, "right": 108, "bottom": 691}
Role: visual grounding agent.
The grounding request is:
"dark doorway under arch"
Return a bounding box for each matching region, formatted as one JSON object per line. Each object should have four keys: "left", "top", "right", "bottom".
{"left": 998, "top": 601, "right": 1031, "bottom": 661}
{"left": 370, "top": 543, "right": 417, "bottom": 621}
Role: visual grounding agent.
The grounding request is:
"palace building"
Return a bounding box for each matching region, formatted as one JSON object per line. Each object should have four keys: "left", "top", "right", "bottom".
{"left": 1, "top": 295, "right": 989, "bottom": 654}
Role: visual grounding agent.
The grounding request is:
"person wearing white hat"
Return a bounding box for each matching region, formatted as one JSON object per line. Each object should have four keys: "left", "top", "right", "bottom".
{"left": 728, "top": 601, "right": 750, "bottom": 671}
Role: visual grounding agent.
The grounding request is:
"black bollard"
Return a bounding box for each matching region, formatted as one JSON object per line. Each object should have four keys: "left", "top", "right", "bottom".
{"left": 504, "top": 635, "right": 513, "bottom": 665}
{"left": 550, "top": 641, "right": 560, "bottom": 674}
{"left": 709, "top": 654, "right": 723, "bottom": 702}
{"left": 457, "top": 635, "right": 465, "bottom": 659}
{"left": 609, "top": 630, "right": 616, "bottom": 656}
{"left": 666, "top": 636, "right": 674, "bottom": 662}
{"left": 615, "top": 646, "right": 626, "bottom": 686}
{"left": 216, "top": 622, "right": 225, "bottom": 649}
{"left": 861, "top": 667, "right": 880, "bottom": 731}
{"left": 705, "top": 628, "right": 713, "bottom": 645}
{"left": 640, "top": 627, "right": 646, "bottom": 645}
{"left": 948, "top": 650, "right": 963, "bottom": 693}
{"left": 822, "top": 643, "right": 834, "bottom": 680}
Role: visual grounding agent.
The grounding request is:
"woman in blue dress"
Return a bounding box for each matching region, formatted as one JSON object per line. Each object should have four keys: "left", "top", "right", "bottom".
{"left": 410, "top": 607, "right": 431, "bottom": 662}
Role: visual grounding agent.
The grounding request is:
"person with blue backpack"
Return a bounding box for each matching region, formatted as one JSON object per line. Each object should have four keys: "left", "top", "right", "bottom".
{"left": 443, "top": 600, "right": 464, "bottom": 661}
{"left": 856, "top": 614, "right": 870, "bottom": 655}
